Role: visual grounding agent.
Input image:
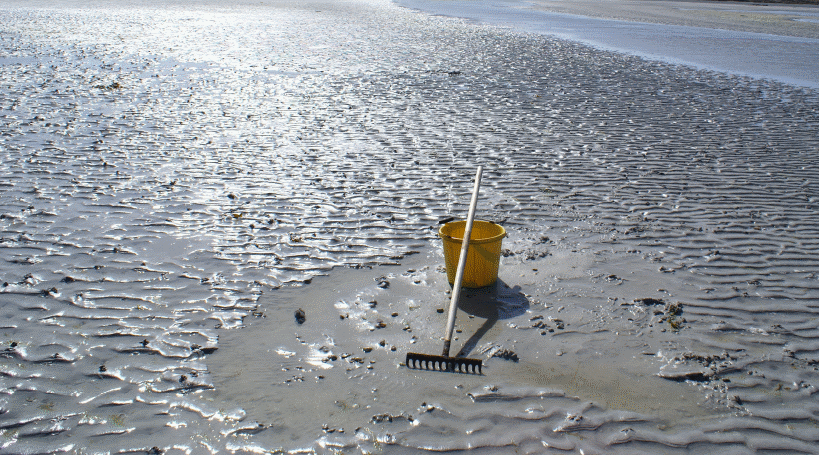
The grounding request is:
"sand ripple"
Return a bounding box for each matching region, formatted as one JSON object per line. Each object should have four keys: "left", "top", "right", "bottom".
{"left": 1, "top": 0, "right": 819, "bottom": 453}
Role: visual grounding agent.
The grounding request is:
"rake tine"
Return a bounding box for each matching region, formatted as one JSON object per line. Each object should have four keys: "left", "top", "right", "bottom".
{"left": 405, "top": 353, "right": 483, "bottom": 374}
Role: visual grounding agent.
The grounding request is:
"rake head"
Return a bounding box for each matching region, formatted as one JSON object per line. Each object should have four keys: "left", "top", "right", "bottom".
{"left": 405, "top": 352, "right": 482, "bottom": 374}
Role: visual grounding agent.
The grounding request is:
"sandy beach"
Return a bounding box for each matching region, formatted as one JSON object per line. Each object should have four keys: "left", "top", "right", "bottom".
{"left": 398, "top": 0, "right": 819, "bottom": 88}
{"left": 1, "top": 0, "right": 819, "bottom": 453}
{"left": 525, "top": 0, "right": 819, "bottom": 39}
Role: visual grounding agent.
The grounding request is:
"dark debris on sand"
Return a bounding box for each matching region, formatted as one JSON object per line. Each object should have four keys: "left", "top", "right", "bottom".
{"left": 295, "top": 308, "right": 306, "bottom": 325}
{"left": 492, "top": 349, "right": 519, "bottom": 362}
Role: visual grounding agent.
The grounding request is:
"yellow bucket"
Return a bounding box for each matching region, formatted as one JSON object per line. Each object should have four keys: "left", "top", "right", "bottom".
{"left": 439, "top": 220, "right": 506, "bottom": 288}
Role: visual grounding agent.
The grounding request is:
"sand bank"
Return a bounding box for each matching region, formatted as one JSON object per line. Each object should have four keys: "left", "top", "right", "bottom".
{"left": 397, "top": 0, "right": 819, "bottom": 88}
{"left": 1, "top": 0, "right": 818, "bottom": 453}
{"left": 525, "top": 0, "right": 819, "bottom": 39}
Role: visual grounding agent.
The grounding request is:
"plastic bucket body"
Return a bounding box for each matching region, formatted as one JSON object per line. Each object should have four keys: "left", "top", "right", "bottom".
{"left": 439, "top": 220, "right": 506, "bottom": 288}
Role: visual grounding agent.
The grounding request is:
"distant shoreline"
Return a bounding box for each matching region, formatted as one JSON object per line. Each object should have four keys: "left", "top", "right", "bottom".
{"left": 512, "top": 0, "right": 819, "bottom": 41}
{"left": 705, "top": 0, "right": 819, "bottom": 4}
{"left": 396, "top": 0, "right": 819, "bottom": 86}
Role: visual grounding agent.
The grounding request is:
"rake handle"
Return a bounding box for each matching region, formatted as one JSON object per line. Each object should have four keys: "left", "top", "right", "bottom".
{"left": 443, "top": 165, "right": 483, "bottom": 357}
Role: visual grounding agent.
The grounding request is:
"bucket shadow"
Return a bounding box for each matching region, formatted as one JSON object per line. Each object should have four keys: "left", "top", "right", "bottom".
{"left": 453, "top": 280, "right": 529, "bottom": 358}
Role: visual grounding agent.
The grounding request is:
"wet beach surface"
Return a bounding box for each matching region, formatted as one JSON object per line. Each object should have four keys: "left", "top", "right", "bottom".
{"left": 515, "top": 0, "right": 819, "bottom": 40}
{"left": 1, "top": 0, "right": 819, "bottom": 453}
{"left": 398, "top": 0, "right": 819, "bottom": 88}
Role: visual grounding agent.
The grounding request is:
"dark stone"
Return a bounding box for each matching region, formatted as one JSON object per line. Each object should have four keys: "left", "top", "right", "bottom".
{"left": 635, "top": 298, "right": 665, "bottom": 306}
{"left": 295, "top": 308, "right": 306, "bottom": 324}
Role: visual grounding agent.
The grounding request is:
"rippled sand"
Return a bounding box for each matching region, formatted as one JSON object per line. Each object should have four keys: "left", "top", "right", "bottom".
{"left": 1, "top": 0, "right": 819, "bottom": 453}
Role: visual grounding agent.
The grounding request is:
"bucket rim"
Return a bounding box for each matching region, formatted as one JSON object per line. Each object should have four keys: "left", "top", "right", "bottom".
{"left": 438, "top": 220, "right": 507, "bottom": 244}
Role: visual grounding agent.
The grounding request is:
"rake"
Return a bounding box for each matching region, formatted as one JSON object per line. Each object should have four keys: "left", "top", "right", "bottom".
{"left": 406, "top": 166, "right": 484, "bottom": 374}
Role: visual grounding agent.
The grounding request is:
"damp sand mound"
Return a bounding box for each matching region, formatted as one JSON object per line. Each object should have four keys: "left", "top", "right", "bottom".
{"left": 1, "top": 0, "right": 819, "bottom": 453}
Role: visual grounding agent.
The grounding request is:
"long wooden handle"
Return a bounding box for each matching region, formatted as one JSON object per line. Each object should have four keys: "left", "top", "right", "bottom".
{"left": 442, "top": 165, "right": 483, "bottom": 357}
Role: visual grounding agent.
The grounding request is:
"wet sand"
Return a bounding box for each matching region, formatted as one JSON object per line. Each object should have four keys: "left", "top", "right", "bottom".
{"left": 398, "top": 0, "right": 819, "bottom": 88}
{"left": 526, "top": 0, "right": 819, "bottom": 39}
{"left": 1, "top": 0, "right": 819, "bottom": 453}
